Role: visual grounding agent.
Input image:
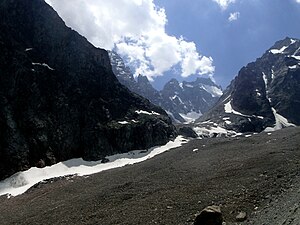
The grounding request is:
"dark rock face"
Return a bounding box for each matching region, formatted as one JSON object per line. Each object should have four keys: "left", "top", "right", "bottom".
{"left": 198, "top": 37, "right": 300, "bottom": 133}
{"left": 178, "top": 127, "right": 198, "bottom": 138}
{"left": 0, "top": 0, "right": 176, "bottom": 180}
{"left": 109, "top": 51, "right": 222, "bottom": 123}
{"left": 194, "top": 205, "right": 223, "bottom": 225}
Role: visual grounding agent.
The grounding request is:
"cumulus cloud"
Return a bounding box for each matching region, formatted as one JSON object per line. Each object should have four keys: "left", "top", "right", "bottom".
{"left": 45, "top": 0, "right": 214, "bottom": 80}
{"left": 228, "top": 12, "right": 240, "bottom": 22}
{"left": 212, "top": 0, "right": 236, "bottom": 10}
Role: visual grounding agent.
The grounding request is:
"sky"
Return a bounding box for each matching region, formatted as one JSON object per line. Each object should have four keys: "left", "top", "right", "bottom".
{"left": 45, "top": 0, "right": 300, "bottom": 89}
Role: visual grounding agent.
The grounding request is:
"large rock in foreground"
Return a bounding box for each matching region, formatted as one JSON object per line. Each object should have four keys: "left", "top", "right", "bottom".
{"left": 194, "top": 205, "right": 223, "bottom": 225}
{"left": 0, "top": 0, "right": 176, "bottom": 180}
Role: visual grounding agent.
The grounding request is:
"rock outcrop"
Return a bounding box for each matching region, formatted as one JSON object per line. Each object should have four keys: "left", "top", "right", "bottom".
{"left": 0, "top": 0, "right": 176, "bottom": 180}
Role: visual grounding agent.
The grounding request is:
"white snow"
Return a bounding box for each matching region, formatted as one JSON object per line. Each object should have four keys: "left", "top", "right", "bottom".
{"left": 269, "top": 46, "right": 289, "bottom": 54}
{"left": 184, "top": 84, "right": 194, "bottom": 88}
{"left": 289, "top": 65, "right": 297, "bottom": 69}
{"left": 224, "top": 101, "right": 264, "bottom": 119}
{"left": 25, "top": 48, "right": 33, "bottom": 52}
{"left": 118, "top": 121, "right": 129, "bottom": 125}
{"left": 171, "top": 95, "right": 178, "bottom": 100}
{"left": 179, "top": 83, "right": 183, "bottom": 89}
{"left": 245, "top": 134, "right": 252, "bottom": 138}
{"left": 193, "top": 148, "right": 199, "bottom": 152}
{"left": 264, "top": 108, "right": 296, "bottom": 131}
{"left": 193, "top": 123, "right": 242, "bottom": 138}
{"left": 262, "top": 71, "right": 296, "bottom": 131}
{"left": 222, "top": 117, "right": 230, "bottom": 120}
{"left": 271, "top": 69, "right": 275, "bottom": 80}
{"left": 32, "top": 62, "right": 54, "bottom": 71}
{"left": 222, "top": 94, "right": 231, "bottom": 103}
{"left": 224, "top": 101, "right": 248, "bottom": 117}
{"left": 135, "top": 110, "right": 160, "bottom": 116}
{"left": 200, "top": 85, "right": 223, "bottom": 97}
{"left": 255, "top": 89, "right": 261, "bottom": 97}
{"left": 269, "top": 39, "right": 296, "bottom": 54}
{"left": 225, "top": 120, "right": 232, "bottom": 125}
{"left": 179, "top": 111, "right": 202, "bottom": 123}
{"left": 0, "top": 136, "right": 187, "bottom": 197}
{"left": 291, "top": 55, "right": 300, "bottom": 61}
{"left": 262, "top": 72, "right": 268, "bottom": 89}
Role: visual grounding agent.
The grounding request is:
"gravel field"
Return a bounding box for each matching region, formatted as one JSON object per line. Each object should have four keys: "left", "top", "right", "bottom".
{"left": 0, "top": 127, "right": 299, "bottom": 225}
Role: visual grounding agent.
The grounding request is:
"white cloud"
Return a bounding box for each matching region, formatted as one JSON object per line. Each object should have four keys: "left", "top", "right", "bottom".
{"left": 212, "top": 0, "right": 236, "bottom": 10}
{"left": 296, "top": 0, "right": 300, "bottom": 3}
{"left": 45, "top": 0, "right": 214, "bottom": 80}
{"left": 228, "top": 12, "right": 240, "bottom": 22}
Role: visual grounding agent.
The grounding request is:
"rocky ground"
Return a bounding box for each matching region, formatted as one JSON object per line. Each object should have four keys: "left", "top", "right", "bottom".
{"left": 0, "top": 127, "right": 299, "bottom": 225}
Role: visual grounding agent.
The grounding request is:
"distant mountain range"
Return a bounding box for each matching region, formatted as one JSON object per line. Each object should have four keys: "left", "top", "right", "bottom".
{"left": 109, "top": 51, "right": 223, "bottom": 123}
{"left": 195, "top": 37, "right": 300, "bottom": 136}
{"left": 0, "top": 0, "right": 176, "bottom": 180}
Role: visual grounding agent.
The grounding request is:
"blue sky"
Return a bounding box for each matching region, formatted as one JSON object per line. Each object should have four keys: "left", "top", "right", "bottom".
{"left": 46, "top": 0, "right": 300, "bottom": 90}
{"left": 152, "top": 0, "right": 300, "bottom": 89}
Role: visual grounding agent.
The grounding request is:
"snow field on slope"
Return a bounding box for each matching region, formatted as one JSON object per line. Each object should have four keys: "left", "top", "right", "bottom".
{"left": 0, "top": 136, "right": 187, "bottom": 197}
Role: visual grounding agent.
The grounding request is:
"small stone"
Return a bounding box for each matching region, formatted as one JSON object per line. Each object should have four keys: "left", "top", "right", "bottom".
{"left": 236, "top": 211, "right": 247, "bottom": 222}
{"left": 194, "top": 205, "right": 223, "bottom": 225}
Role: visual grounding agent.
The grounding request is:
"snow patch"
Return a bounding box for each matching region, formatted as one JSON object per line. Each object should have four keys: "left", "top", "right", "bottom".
{"left": 269, "top": 46, "right": 289, "bottom": 54}
{"left": 200, "top": 85, "right": 223, "bottom": 97}
{"left": 32, "top": 62, "right": 54, "bottom": 71}
{"left": 135, "top": 110, "right": 160, "bottom": 116}
{"left": 194, "top": 122, "right": 242, "bottom": 138}
{"left": 289, "top": 65, "right": 297, "bottom": 69}
{"left": 290, "top": 55, "right": 300, "bottom": 61}
{"left": 25, "top": 48, "right": 33, "bottom": 52}
{"left": 222, "top": 117, "right": 230, "bottom": 120}
{"left": 179, "top": 111, "right": 202, "bottom": 124}
{"left": 255, "top": 89, "right": 261, "bottom": 97}
{"left": 225, "top": 120, "right": 232, "bottom": 125}
{"left": 118, "top": 121, "right": 129, "bottom": 125}
{"left": 264, "top": 108, "right": 296, "bottom": 131}
{"left": 224, "top": 101, "right": 247, "bottom": 117}
{"left": 269, "top": 39, "right": 296, "bottom": 55}
{"left": 0, "top": 136, "right": 187, "bottom": 197}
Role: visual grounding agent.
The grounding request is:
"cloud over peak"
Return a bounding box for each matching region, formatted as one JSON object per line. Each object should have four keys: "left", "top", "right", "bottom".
{"left": 45, "top": 0, "right": 214, "bottom": 80}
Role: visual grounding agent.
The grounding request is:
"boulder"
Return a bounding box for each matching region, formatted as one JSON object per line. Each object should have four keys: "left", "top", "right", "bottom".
{"left": 194, "top": 205, "right": 223, "bottom": 225}
{"left": 178, "top": 126, "right": 198, "bottom": 138}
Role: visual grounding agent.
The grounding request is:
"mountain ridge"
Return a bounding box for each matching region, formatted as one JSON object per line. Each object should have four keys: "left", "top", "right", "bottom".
{"left": 0, "top": 0, "right": 176, "bottom": 180}
{"left": 109, "top": 51, "right": 222, "bottom": 123}
{"left": 195, "top": 37, "right": 300, "bottom": 135}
